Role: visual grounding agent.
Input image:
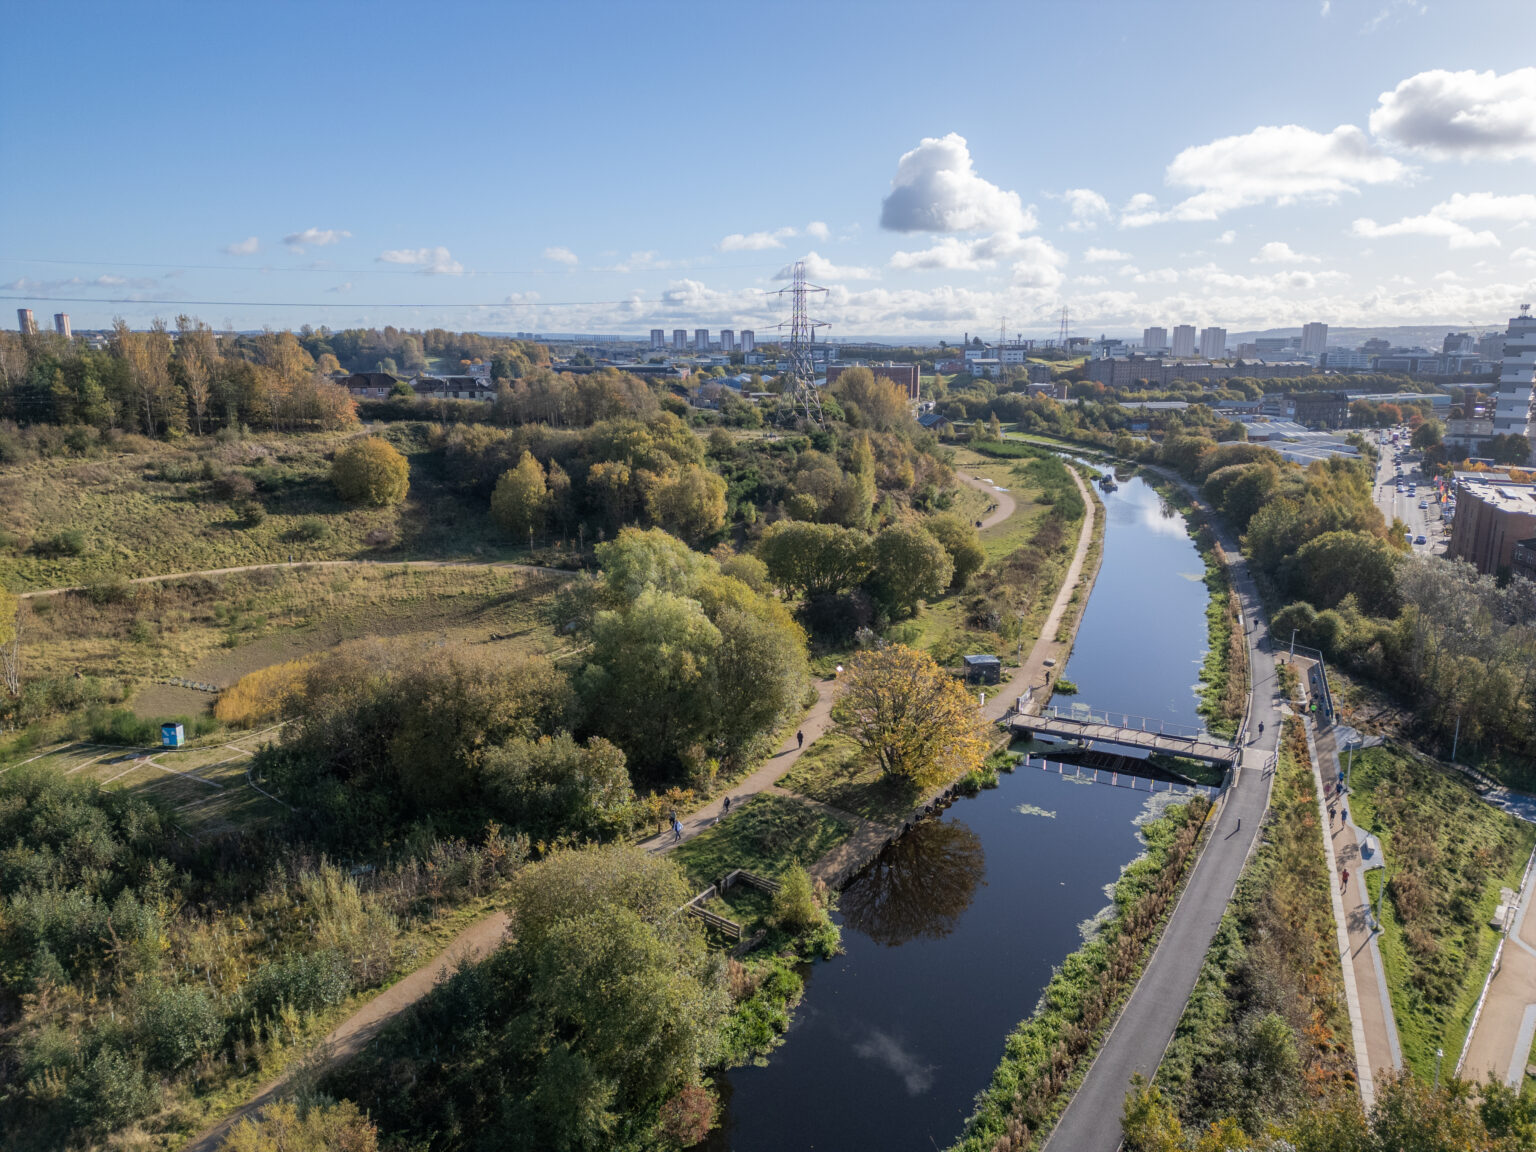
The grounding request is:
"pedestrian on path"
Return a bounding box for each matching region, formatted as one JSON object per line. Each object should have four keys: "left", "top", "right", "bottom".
{"left": 1341, "top": 868, "right": 1349, "bottom": 890}
{"left": 672, "top": 818, "right": 683, "bottom": 843}
{"left": 722, "top": 795, "right": 731, "bottom": 815}
{"left": 797, "top": 730, "right": 804, "bottom": 750}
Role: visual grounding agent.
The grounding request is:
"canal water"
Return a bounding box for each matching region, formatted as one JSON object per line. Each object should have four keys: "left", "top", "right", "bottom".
{"left": 707, "top": 471, "right": 1212, "bottom": 1152}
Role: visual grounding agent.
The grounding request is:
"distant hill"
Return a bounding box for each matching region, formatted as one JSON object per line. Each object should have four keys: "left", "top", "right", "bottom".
{"left": 1225, "top": 323, "right": 1506, "bottom": 348}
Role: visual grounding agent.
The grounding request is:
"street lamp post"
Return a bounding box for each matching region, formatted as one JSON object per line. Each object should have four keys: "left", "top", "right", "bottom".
{"left": 1290, "top": 628, "right": 1297, "bottom": 659}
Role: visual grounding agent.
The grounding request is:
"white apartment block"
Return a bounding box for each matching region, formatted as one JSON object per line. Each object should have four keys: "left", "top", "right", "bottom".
{"left": 719, "top": 330, "right": 735, "bottom": 352}
{"left": 673, "top": 329, "right": 688, "bottom": 350}
{"left": 1143, "top": 326, "right": 1168, "bottom": 354}
{"left": 1301, "top": 322, "right": 1328, "bottom": 358}
{"left": 739, "top": 330, "right": 755, "bottom": 353}
{"left": 694, "top": 328, "right": 711, "bottom": 351}
{"left": 1492, "top": 305, "right": 1536, "bottom": 462}
{"left": 650, "top": 329, "right": 666, "bottom": 350}
{"left": 1171, "top": 324, "right": 1196, "bottom": 357}
{"left": 1199, "top": 327, "right": 1227, "bottom": 360}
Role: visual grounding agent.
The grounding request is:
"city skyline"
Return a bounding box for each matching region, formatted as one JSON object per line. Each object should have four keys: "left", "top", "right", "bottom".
{"left": 3, "top": 1, "right": 1534, "bottom": 339}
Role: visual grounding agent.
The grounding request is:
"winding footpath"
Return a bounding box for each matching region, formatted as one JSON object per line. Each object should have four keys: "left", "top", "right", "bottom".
{"left": 1043, "top": 479, "right": 1282, "bottom": 1152}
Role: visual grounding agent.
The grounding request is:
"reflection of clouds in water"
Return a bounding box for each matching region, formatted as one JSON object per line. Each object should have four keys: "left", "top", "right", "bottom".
{"left": 1015, "top": 804, "right": 1057, "bottom": 818}
{"left": 852, "top": 1029, "right": 937, "bottom": 1095}
{"left": 1132, "top": 497, "right": 1191, "bottom": 538}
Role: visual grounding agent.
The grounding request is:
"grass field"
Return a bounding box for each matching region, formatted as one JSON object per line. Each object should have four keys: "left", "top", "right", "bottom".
{"left": 0, "top": 426, "right": 534, "bottom": 591}
{"left": 670, "top": 793, "right": 854, "bottom": 890}
{"left": 780, "top": 733, "right": 921, "bottom": 824}
{"left": 1346, "top": 744, "right": 1536, "bottom": 1076}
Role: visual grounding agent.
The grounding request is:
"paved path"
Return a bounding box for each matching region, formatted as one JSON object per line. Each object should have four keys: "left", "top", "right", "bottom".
{"left": 18, "top": 558, "right": 571, "bottom": 599}
{"left": 956, "top": 470, "right": 1017, "bottom": 530}
{"left": 181, "top": 910, "right": 510, "bottom": 1152}
{"left": 1043, "top": 483, "right": 1279, "bottom": 1152}
{"left": 1462, "top": 846, "right": 1536, "bottom": 1086}
{"left": 1307, "top": 707, "right": 1402, "bottom": 1101}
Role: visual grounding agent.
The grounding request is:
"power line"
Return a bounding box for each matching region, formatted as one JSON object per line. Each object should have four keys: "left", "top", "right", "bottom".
{"left": 0, "top": 293, "right": 687, "bottom": 310}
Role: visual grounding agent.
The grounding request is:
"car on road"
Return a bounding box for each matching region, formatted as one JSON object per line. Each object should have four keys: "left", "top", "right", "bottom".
{"left": 1405, "top": 532, "right": 1415, "bottom": 543}
{"left": 1419, "top": 500, "right": 1429, "bottom": 509}
{"left": 1415, "top": 534, "right": 1427, "bottom": 545}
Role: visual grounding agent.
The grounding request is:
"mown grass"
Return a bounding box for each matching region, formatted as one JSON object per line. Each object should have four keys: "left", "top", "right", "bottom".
{"left": 670, "top": 793, "right": 853, "bottom": 889}
{"left": 780, "top": 733, "right": 922, "bottom": 824}
{"left": 1346, "top": 744, "right": 1536, "bottom": 1076}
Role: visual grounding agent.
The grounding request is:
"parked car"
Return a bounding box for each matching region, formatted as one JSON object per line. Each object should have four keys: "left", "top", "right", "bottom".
{"left": 1415, "top": 534, "right": 1427, "bottom": 545}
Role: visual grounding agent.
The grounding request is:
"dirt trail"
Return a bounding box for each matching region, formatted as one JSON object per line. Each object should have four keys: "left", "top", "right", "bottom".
{"left": 956, "top": 470, "right": 1017, "bottom": 530}
{"left": 181, "top": 911, "right": 510, "bottom": 1152}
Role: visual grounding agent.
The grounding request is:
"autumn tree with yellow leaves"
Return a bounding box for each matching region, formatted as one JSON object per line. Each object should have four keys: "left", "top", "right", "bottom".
{"left": 836, "top": 644, "right": 987, "bottom": 791}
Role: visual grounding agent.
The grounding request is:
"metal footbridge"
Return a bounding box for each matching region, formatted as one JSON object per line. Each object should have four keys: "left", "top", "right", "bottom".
{"left": 1009, "top": 703, "right": 1241, "bottom": 767}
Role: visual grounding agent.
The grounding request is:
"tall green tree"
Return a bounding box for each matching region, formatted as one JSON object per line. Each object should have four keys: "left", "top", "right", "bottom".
{"left": 871, "top": 523, "right": 953, "bottom": 617}
{"left": 491, "top": 450, "right": 550, "bottom": 537}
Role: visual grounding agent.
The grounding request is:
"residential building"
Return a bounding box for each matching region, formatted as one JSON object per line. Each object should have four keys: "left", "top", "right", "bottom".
{"left": 1324, "top": 347, "right": 1373, "bottom": 370}
{"left": 16, "top": 308, "right": 36, "bottom": 335}
{"left": 826, "top": 361, "right": 921, "bottom": 400}
{"left": 1235, "top": 343, "right": 1260, "bottom": 360}
{"left": 1199, "top": 327, "right": 1227, "bottom": 360}
{"left": 1490, "top": 305, "right": 1536, "bottom": 462}
{"left": 1479, "top": 331, "right": 1507, "bottom": 361}
{"left": 53, "top": 313, "right": 71, "bottom": 338}
{"left": 673, "top": 329, "right": 688, "bottom": 350}
{"left": 1143, "top": 326, "right": 1168, "bottom": 354}
{"left": 739, "top": 330, "right": 755, "bottom": 353}
{"left": 1445, "top": 417, "right": 1494, "bottom": 454}
{"left": 1291, "top": 391, "right": 1352, "bottom": 428}
{"left": 694, "top": 328, "right": 710, "bottom": 352}
{"left": 1443, "top": 331, "right": 1477, "bottom": 355}
{"left": 1447, "top": 472, "right": 1536, "bottom": 575}
{"left": 411, "top": 374, "right": 495, "bottom": 399}
{"left": 1301, "top": 322, "right": 1328, "bottom": 358}
{"left": 1084, "top": 356, "right": 1316, "bottom": 388}
{"left": 966, "top": 358, "right": 1004, "bottom": 379}
{"left": 1170, "top": 324, "right": 1197, "bottom": 357}
{"left": 720, "top": 330, "right": 735, "bottom": 352}
{"left": 339, "top": 371, "right": 402, "bottom": 399}
{"left": 917, "top": 411, "right": 953, "bottom": 435}
{"left": 650, "top": 329, "right": 666, "bottom": 350}
{"left": 1512, "top": 538, "right": 1536, "bottom": 585}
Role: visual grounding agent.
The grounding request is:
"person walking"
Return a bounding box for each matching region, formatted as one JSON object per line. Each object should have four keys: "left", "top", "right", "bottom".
{"left": 797, "top": 730, "right": 805, "bottom": 750}
{"left": 672, "top": 818, "right": 683, "bottom": 843}
{"left": 722, "top": 795, "right": 731, "bottom": 815}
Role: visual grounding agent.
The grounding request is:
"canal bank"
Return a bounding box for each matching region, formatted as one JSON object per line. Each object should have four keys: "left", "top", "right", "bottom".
{"left": 707, "top": 469, "right": 1223, "bottom": 1152}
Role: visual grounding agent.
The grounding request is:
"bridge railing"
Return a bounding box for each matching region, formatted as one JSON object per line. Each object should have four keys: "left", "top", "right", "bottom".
{"left": 1039, "top": 704, "right": 1229, "bottom": 746}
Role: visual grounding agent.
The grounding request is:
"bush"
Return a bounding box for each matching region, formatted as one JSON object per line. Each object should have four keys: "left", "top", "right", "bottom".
{"left": 86, "top": 707, "right": 160, "bottom": 746}
{"left": 32, "top": 528, "right": 87, "bottom": 557}
{"left": 215, "top": 658, "right": 314, "bottom": 728}
{"left": 331, "top": 438, "right": 410, "bottom": 507}
{"left": 67, "top": 1045, "right": 159, "bottom": 1134}
{"left": 242, "top": 950, "right": 351, "bottom": 1021}
{"left": 232, "top": 497, "right": 266, "bottom": 526}
{"left": 288, "top": 517, "right": 330, "bottom": 543}
{"left": 210, "top": 469, "right": 258, "bottom": 501}
{"left": 770, "top": 864, "right": 824, "bottom": 933}
{"left": 134, "top": 983, "right": 224, "bottom": 1071}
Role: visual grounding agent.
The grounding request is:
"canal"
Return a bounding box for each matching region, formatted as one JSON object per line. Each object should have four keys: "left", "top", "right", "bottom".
{"left": 707, "top": 471, "right": 1213, "bottom": 1152}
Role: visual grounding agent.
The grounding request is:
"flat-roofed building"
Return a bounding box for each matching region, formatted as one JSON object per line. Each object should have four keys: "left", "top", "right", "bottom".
{"left": 694, "top": 328, "right": 711, "bottom": 351}
{"left": 650, "top": 329, "right": 665, "bottom": 350}
{"left": 1143, "top": 326, "right": 1168, "bottom": 354}
{"left": 1447, "top": 473, "right": 1536, "bottom": 576}
{"left": 673, "top": 329, "right": 688, "bottom": 350}
{"left": 1491, "top": 306, "right": 1536, "bottom": 462}
{"left": 1199, "top": 326, "right": 1227, "bottom": 360}
{"left": 1301, "top": 322, "right": 1328, "bottom": 358}
{"left": 826, "top": 361, "right": 921, "bottom": 399}
{"left": 739, "top": 330, "right": 755, "bottom": 353}
{"left": 1171, "top": 324, "right": 1196, "bottom": 357}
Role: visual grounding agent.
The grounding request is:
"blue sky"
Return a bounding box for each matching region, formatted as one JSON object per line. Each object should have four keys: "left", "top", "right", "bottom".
{"left": 3, "top": 0, "right": 1534, "bottom": 339}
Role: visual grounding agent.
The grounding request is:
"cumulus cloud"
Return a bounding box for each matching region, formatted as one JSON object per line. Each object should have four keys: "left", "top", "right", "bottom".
{"left": 1513, "top": 247, "right": 1536, "bottom": 265}
{"left": 1370, "top": 68, "right": 1536, "bottom": 160}
{"left": 774, "top": 251, "right": 877, "bottom": 281}
{"left": 223, "top": 236, "right": 260, "bottom": 255}
{"left": 543, "top": 246, "right": 578, "bottom": 265}
{"left": 377, "top": 246, "right": 464, "bottom": 275}
{"left": 1082, "top": 247, "right": 1129, "bottom": 263}
{"left": 1216, "top": 230, "right": 1237, "bottom": 244}
{"left": 1119, "top": 193, "right": 1164, "bottom": 228}
{"left": 1059, "top": 188, "right": 1111, "bottom": 231}
{"left": 805, "top": 221, "right": 831, "bottom": 241}
{"left": 1157, "top": 124, "right": 1407, "bottom": 221}
{"left": 1252, "top": 241, "right": 1320, "bottom": 264}
{"left": 888, "top": 233, "right": 1064, "bottom": 283}
{"left": 326, "top": 282, "right": 352, "bottom": 294}
{"left": 1350, "top": 192, "right": 1536, "bottom": 249}
{"left": 880, "top": 133, "right": 1034, "bottom": 234}
{"left": 284, "top": 227, "right": 351, "bottom": 253}
{"left": 719, "top": 227, "right": 797, "bottom": 251}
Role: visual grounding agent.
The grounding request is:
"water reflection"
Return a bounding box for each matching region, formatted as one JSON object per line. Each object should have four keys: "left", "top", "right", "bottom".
{"left": 840, "top": 821, "right": 986, "bottom": 947}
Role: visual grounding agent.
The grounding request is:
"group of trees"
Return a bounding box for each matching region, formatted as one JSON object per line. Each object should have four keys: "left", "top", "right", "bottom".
{"left": 0, "top": 321, "right": 361, "bottom": 437}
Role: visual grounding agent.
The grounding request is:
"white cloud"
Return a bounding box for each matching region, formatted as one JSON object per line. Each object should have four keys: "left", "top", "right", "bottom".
{"left": 1134, "top": 268, "right": 1180, "bottom": 284}
{"left": 805, "top": 221, "right": 831, "bottom": 241}
{"left": 888, "top": 234, "right": 1064, "bottom": 284}
{"left": 283, "top": 227, "right": 351, "bottom": 253}
{"left": 223, "top": 236, "right": 260, "bottom": 255}
{"left": 377, "top": 246, "right": 464, "bottom": 275}
{"left": 1119, "top": 193, "right": 1164, "bottom": 228}
{"left": 1320, "top": 0, "right": 1330, "bottom": 14}
{"left": 1370, "top": 68, "right": 1536, "bottom": 160}
{"left": 1060, "top": 188, "right": 1111, "bottom": 231}
{"left": 1158, "top": 124, "right": 1408, "bottom": 221}
{"left": 719, "top": 227, "right": 797, "bottom": 251}
{"left": 1252, "top": 241, "right": 1320, "bottom": 264}
{"left": 1082, "top": 246, "right": 1129, "bottom": 263}
{"left": 326, "top": 282, "right": 352, "bottom": 294}
{"left": 503, "top": 291, "right": 541, "bottom": 305}
{"left": 1513, "top": 247, "right": 1536, "bottom": 265}
{"left": 1073, "top": 274, "right": 1108, "bottom": 287}
{"left": 543, "top": 246, "right": 578, "bottom": 265}
{"left": 880, "top": 133, "right": 1034, "bottom": 234}
{"left": 1350, "top": 192, "right": 1536, "bottom": 249}
{"left": 774, "top": 251, "right": 877, "bottom": 281}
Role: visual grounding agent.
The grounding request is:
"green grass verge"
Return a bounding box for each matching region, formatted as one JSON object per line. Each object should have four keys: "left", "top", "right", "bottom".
{"left": 669, "top": 793, "right": 854, "bottom": 889}
{"left": 1346, "top": 745, "right": 1536, "bottom": 1076}
{"left": 779, "top": 733, "right": 921, "bottom": 824}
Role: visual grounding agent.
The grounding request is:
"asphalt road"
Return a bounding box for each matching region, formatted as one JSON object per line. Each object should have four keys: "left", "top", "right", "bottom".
{"left": 1367, "top": 432, "right": 1447, "bottom": 556}
{"left": 1042, "top": 485, "right": 1280, "bottom": 1152}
